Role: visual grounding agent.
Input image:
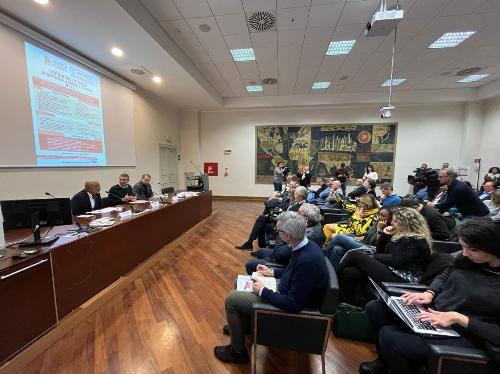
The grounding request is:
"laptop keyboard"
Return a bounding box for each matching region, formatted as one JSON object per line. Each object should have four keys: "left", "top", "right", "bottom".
{"left": 394, "top": 299, "right": 436, "bottom": 331}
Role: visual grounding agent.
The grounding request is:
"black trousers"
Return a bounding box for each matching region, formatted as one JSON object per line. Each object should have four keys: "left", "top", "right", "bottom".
{"left": 336, "top": 250, "right": 405, "bottom": 305}
{"left": 366, "top": 300, "right": 479, "bottom": 374}
{"left": 247, "top": 214, "right": 275, "bottom": 248}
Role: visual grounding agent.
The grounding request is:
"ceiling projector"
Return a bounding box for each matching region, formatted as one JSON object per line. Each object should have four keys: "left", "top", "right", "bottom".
{"left": 365, "top": 8, "right": 404, "bottom": 37}
{"left": 380, "top": 105, "right": 395, "bottom": 119}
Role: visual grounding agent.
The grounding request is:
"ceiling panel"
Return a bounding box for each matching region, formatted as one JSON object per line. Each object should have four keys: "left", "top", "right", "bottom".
{"left": 251, "top": 31, "right": 278, "bottom": 48}
{"left": 278, "top": 0, "right": 312, "bottom": 8}
{"left": 172, "top": 0, "right": 212, "bottom": 18}
{"left": 440, "top": 0, "right": 488, "bottom": 16}
{"left": 235, "top": 61, "right": 261, "bottom": 80}
{"left": 307, "top": 3, "right": 344, "bottom": 27}
{"left": 206, "top": 0, "right": 244, "bottom": 15}
{"left": 277, "top": 7, "right": 310, "bottom": 30}
{"left": 242, "top": 0, "right": 278, "bottom": 13}
{"left": 140, "top": 0, "right": 183, "bottom": 21}
{"left": 224, "top": 33, "right": 252, "bottom": 49}
{"left": 338, "top": 0, "right": 379, "bottom": 25}
{"left": 405, "top": 0, "right": 451, "bottom": 19}
{"left": 216, "top": 13, "right": 249, "bottom": 35}
{"left": 304, "top": 26, "right": 334, "bottom": 47}
{"left": 278, "top": 29, "right": 306, "bottom": 46}
{"left": 476, "top": 0, "right": 500, "bottom": 13}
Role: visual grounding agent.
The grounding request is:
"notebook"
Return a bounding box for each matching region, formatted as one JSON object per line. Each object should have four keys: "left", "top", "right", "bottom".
{"left": 369, "top": 278, "right": 460, "bottom": 337}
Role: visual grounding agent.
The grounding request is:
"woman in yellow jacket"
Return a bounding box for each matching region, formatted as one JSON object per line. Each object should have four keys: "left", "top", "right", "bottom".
{"left": 323, "top": 193, "right": 379, "bottom": 244}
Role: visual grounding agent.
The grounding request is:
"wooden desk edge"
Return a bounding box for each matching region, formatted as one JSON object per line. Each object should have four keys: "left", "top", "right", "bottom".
{"left": 0, "top": 210, "right": 218, "bottom": 374}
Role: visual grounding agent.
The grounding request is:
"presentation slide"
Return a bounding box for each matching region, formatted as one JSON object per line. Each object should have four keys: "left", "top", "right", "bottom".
{"left": 24, "top": 42, "right": 106, "bottom": 166}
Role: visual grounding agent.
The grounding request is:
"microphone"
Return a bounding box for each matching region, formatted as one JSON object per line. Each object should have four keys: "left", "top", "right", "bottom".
{"left": 106, "top": 190, "right": 124, "bottom": 201}
{"left": 45, "top": 192, "right": 56, "bottom": 198}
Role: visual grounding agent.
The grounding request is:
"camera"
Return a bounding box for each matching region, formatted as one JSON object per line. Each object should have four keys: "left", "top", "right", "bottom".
{"left": 268, "top": 207, "right": 283, "bottom": 222}
{"left": 380, "top": 105, "right": 395, "bottom": 119}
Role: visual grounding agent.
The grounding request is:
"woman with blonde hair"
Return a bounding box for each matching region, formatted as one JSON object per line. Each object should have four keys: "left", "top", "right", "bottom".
{"left": 484, "top": 189, "right": 500, "bottom": 222}
{"left": 323, "top": 193, "right": 379, "bottom": 244}
{"left": 336, "top": 207, "right": 432, "bottom": 305}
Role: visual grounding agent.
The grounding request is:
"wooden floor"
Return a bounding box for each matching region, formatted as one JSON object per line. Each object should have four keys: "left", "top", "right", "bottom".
{"left": 23, "top": 201, "right": 375, "bottom": 374}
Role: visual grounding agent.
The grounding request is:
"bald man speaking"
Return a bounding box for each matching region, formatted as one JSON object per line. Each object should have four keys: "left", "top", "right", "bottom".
{"left": 70, "top": 180, "right": 103, "bottom": 216}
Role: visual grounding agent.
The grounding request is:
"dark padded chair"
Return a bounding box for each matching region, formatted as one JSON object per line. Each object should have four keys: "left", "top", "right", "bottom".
{"left": 250, "top": 259, "right": 339, "bottom": 374}
{"left": 322, "top": 212, "right": 350, "bottom": 225}
{"left": 380, "top": 282, "right": 498, "bottom": 374}
{"left": 320, "top": 207, "right": 345, "bottom": 215}
{"left": 161, "top": 186, "right": 175, "bottom": 194}
{"left": 431, "top": 240, "right": 461, "bottom": 254}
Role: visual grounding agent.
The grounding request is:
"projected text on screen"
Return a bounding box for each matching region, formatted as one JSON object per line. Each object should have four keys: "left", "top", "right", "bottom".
{"left": 25, "top": 42, "right": 106, "bottom": 166}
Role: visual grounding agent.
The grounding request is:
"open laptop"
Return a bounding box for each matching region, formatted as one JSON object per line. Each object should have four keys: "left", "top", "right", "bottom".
{"left": 369, "top": 278, "right": 460, "bottom": 337}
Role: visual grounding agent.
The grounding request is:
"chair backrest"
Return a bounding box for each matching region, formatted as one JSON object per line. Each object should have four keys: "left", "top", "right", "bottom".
{"left": 420, "top": 252, "right": 453, "bottom": 284}
{"left": 432, "top": 240, "right": 461, "bottom": 254}
{"left": 320, "top": 207, "right": 345, "bottom": 215}
{"left": 161, "top": 187, "right": 174, "bottom": 194}
{"left": 319, "top": 259, "right": 339, "bottom": 315}
{"left": 323, "top": 212, "right": 350, "bottom": 225}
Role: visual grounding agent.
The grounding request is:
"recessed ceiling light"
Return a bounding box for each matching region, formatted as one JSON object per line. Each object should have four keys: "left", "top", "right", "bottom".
{"left": 198, "top": 24, "right": 211, "bottom": 32}
{"left": 381, "top": 78, "right": 406, "bottom": 87}
{"left": 152, "top": 76, "right": 162, "bottom": 84}
{"left": 111, "top": 47, "right": 124, "bottom": 57}
{"left": 312, "top": 82, "right": 331, "bottom": 89}
{"left": 326, "top": 40, "right": 356, "bottom": 56}
{"left": 246, "top": 85, "right": 263, "bottom": 92}
{"left": 429, "top": 31, "right": 475, "bottom": 49}
{"left": 33, "top": 0, "right": 49, "bottom": 5}
{"left": 230, "top": 48, "right": 255, "bottom": 62}
{"left": 457, "top": 74, "right": 490, "bottom": 83}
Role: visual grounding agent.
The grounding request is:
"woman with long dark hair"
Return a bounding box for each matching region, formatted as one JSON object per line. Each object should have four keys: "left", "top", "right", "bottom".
{"left": 360, "top": 219, "right": 500, "bottom": 374}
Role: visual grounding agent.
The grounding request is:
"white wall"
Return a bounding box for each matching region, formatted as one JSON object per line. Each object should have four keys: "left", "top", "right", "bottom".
{"left": 481, "top": 96, "right": 500, "bottom": 175}
{"left": 192, "top": 104, "right": 465, "bottom": 197}
{"left": 0, "top": 88, "right": 180, "bottom": 200}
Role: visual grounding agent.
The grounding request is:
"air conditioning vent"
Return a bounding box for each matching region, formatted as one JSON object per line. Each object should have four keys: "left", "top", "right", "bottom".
{"left": 262, "top": 78, "right": 278, "bottom": 85}
{"left": 130, "top": 66, "right": 146, "bottom": 76}
{"left": 247, "top": 11, "right": 276, "bottom": 32}
{"left": 455, "top": 67, "right": 482, "bottom": 76}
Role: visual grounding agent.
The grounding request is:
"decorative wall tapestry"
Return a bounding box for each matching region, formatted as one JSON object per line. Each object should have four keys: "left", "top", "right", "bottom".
{"left": 256, "top": 123, "right": 397, "bottom": 184}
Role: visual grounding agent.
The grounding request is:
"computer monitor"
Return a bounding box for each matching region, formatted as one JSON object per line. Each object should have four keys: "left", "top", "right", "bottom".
{"left": 1, "top": 198, "right": 73, "bottom": 246}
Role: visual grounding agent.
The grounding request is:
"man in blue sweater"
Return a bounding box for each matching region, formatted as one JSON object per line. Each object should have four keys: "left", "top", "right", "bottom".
{"left": 214, "top": 211, "right": 329, "bottom": 364}
{"left": 380, "top": 182, "right": 401, "bottom": 207}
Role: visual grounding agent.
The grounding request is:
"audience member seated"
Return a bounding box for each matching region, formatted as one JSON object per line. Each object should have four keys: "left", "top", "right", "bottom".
{"left": 379, "top": 182, "right": 401, "bottom": 207}
{"left": 132, "top": 174, "right": 154, "bottom": 200}
{"left": 335, "top": 162, "right": 349, "bottom": 196}
{"left": 415, "top": 186, "right": 429, "bottom": 201}
{"left": 365, "top": 178, "right": 378, "bottom": 198}
{"left": 428, "top": 168, "right": 489, "bottom": 222}
{"left": 400, "top": 197, "right": 450, "bottom": 240}
{"left": 107, "top": 173, "right": 137, "bottom": 206}
{"left": 360, "top": 219, "right": 500, "bottom": 374}
{"left": 323, "top": 180, "right": 344, "bottom": 208}
{"left": 479, "top": 180, "right": 496, "bottom": 201}
{"left": 235, "top": 186, "right": 307, "bottom": 250}
{"left": 307, "top": 177, "right": 328, "bottom": 203}
{"left": 485, "top": 190, "right": 500, "bottom": 222}
{"left": 484, "top": 166, "right": 500, "bottom": 184}
{"left": 326, "top": 207, "right": 392, "bottom": 268}
{"left": 323, "top": 194, "right": 380, "bottom": 245}
{"left": 262, "top": 181, "right": 295, "bottom": 215}
{"left": 214, "top": 211, "right": 329, "bottom": 364}
{"left": 363, "top": 164, "right": 379, "bottom": 182}
{"left": 336, "top": 207, "right": 432, "bottom": 306}
{"left": 70, "top": 180, "right": 103, "bottom": 216}
{"left": 245, "top": 203, "right": 325, "bottom": 274}
{"left": 348, "top": 179, "right": 367, "bottom": 199}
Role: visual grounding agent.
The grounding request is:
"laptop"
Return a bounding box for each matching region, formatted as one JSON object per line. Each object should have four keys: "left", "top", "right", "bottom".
{"left": 369, "top": 278, "right": 460, "bottom": 337}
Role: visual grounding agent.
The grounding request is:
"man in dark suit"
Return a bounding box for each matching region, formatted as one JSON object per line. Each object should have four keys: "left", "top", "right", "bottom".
{"left": 70, "top": 180, "right": 103, "bottom": 216}
{"left": 214, "top": 211, "right": 329, "bottom": 364}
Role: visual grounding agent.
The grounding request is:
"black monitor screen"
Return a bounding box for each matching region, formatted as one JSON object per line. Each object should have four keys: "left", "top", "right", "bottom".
{"left": 1, "top": 198, "right": 73, "bottom": 231}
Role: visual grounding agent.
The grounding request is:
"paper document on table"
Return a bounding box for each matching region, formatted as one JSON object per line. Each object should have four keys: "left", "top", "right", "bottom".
{"left": 77, "top": 214, "right": 95, "bottom": 218}
{"left": 90, "top": 207, "right": 118, "bottom": 214}
{"left": 88, "top": 217, "right": 115, "bottom": 228}
{"left": 130, "top": 200, "right": 148, "bottom": 204}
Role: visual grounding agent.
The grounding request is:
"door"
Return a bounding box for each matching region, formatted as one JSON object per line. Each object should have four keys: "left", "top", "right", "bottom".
{"left": 159, "top": 145, "right": 177, "bottom": 190}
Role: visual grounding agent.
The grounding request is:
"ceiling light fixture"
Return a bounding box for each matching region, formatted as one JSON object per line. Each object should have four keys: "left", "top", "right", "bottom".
{"left": 230, "top": 48, "right": 255, "bottom": 62}
{"left": 457, "top": 74, "right": 490, "bottom": 83}
{"left": 312, "top": 82, "right": 331, "bottom": 89}
{"left": 111, "top": 47, "right": 124, "bottom": 57}
{"left": 325, "top": 40, "right": 356, "bottom": 56}
{"left": 381, "top": 78, "right": 406, "bottom": 87}
{"left": 246, "top": 85, "right": 263, "bottom": 92}
{"left": 152, "top": 76, "right": 162, "bottom": 84}
{"left": 429, "top": 31, "right": 475, "bottom": 49}
{"left": 33, "top": 0, "right": 49, "bottom": 5}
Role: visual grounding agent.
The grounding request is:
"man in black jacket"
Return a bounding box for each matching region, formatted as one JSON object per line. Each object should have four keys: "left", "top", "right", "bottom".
{"left": 401, "top": 197, "right": 450, "bottom": 240}
{"left": 348, "top": 179, "right": 368, "bottom": 199}
{"left": 428, "top": 168, "right": 489, "bottom": 221}
{"left": 132, "top": 174, "right": 154, "bottom": 200}
{"left": 70, "top": 180, "right": 103, "bottom": 216}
